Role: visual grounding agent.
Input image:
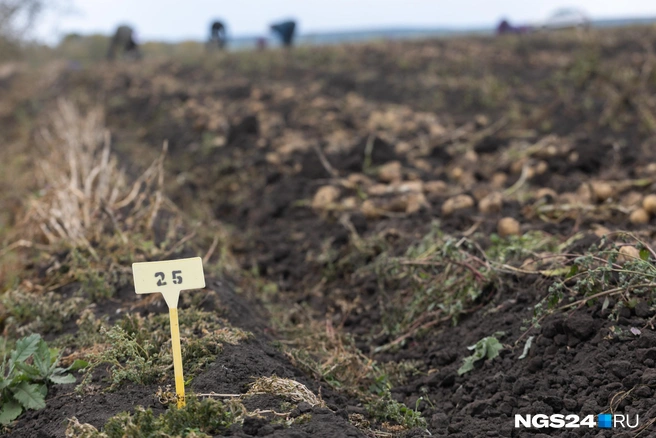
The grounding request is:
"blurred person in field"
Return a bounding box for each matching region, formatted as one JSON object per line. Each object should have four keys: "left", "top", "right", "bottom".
{"left": 107, "top": 25, "right": 142, "bottom": 60}
{"left": 496, "top": 18, "right": 531, "bottom": 35}
{"left": 208, "top": 20, "right": 227, "bottom": 50}
{"left": 270, "top": 20, "right": 296, "bottom": 47}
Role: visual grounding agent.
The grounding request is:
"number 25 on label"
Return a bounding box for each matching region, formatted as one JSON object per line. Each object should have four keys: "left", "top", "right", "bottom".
{"left": 155, "top": 270, "right": 183, "bottom": 286}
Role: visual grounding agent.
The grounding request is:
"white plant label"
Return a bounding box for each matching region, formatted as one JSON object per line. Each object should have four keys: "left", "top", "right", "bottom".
{"left": 132, "top": 257, "right": 206, "bottom": 308}
{"left": 132, "top": 256, "right": 206, "bottom": 407}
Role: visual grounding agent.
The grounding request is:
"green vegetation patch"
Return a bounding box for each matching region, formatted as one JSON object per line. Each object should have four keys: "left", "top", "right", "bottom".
{"left": 344, "top": 223, "right": 559, "bottom": 348}
{"left": 1, "top": 288, "right": 88, "bottom": 338}
{"left": 458, "top": 333, "right": 505, "bottom": 376}
{"left": 274, "top": 309, "right": 427, "bottom": 432}
{"left": 79, "top": 309, "right": 249, "bottom": 390}
{"left": 0, "top": 334, "right": 76, "bottom": 425}
{"left": 366, "top": 376, "right": 427, "bottom": 430}
{"left": 532, "top": 235, "right": 656, "bottom": 325}
{"left": 65, "top": 397, "right": 247, "bottom": 438}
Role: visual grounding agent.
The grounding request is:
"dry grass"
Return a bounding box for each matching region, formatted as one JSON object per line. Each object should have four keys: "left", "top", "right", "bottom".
{"left": 3, "top": 97, "right": 238, "bottom": 281}
{"left": 275, "top": 311, "right": 380, "bottom": 394}
{"left": 18, "top": 99, "right": 172, "bottom": 256}
{"left": 247, "top": 375, "right": 325, "bottom": 407}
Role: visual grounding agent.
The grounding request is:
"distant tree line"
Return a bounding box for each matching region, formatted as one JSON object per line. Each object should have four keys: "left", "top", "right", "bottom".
{"left": 0, "top": 0, "right": 45, "bottom": 57}
{"left": 0, "top": 0, "right": 45, "bottom": 39}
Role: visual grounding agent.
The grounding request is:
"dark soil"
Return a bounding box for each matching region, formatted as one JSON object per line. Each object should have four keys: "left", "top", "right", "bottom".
{"left": 9, "top": 277, "right": 362, "bottom": 438}
{"left": 5, "top": 26, "right": 656, "bottom": 437}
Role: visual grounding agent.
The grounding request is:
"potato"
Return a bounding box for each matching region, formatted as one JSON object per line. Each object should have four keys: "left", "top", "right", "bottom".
{"left": 621, "top": 191, "right": 643, "bottom": 208}
{"left": 535, "top": 188, "right": 558, "bottom": 200}
{"left": 312, "top": 186, "right": 340, "bottom": 210}
{"left": 383, "top": 196, "right": 408, "bottom": 213}
{"left": 520, "top": 258, "right": 538, "bottom": 271}
{"left": 472, "top": 187, "right": 490, "bottom": 202}
{"left": 405, "top": 193, "right": 428, "bottom": 214}
{"left": 378, "top": 161, "right": 402, "bottom": 183}
{"left": 544, "top": 145, "right": 558, "bottom": 157}
{"left": 406, "top": 170, "right": 422, "bottom": 181}
{"left": 568, "top": 151, "right": 579, "bottom": 162}
{"left": 367, "top": 184, "right": 389, "bottom": 196}
{"left": 593, "top": 225, "right": 611, "bottom": 238}
{"left": 393, "top": 181, "right": 424, "bottom": 193}
{"left": 642, "top": 194, "right": 656, "bottom": 215}
{"left": 490, "top": 172, "right": 508, "bottom": 189}
{"left": 475, "top": 114, "right": 489, "bottom": 127}
{"left": 395, "top": 141, "right": 412, "bottom": 154}
{"left": 524, "top": 166, "right": 535, "bottom": 179}
{"left": 361, "top": 199, "right": 380, "bottom": 219}
{"left": 424, "top": 180, "right": 447, "bottom": 195}
{"left": 412, "top": 158, "right": 432, "bottom": 173}
{"left": 576, "top": 183, "right": 592, "bottom": 203}
{"left": 497, "top": 217, "right": 521, "bottom": 237}
{"left": 510, "top": 158, "right": 527, "bottom": 174}
{"left": 478, "top": 192, "right": 503, "bottom": 214}
{"left": 590, "top": 181, "right": 614, "bottom": 202}
{"left": 458, "top": 171, "right": 477, "bottom": 189}
{"left": 442, "top": 195, "right": 474, "bottom": 216}
{"left": 559, "top": 191, "right": 587, "bottom": 204}
{"left": 341, "top": 197, "right": 358, "bottom": 210}
{"left": 464, "top": 150, "right": 478, "bottom": 163}
{"left": 347, "top": 173, "right": 374, "bottom": 187}
{"left": 533, "top": 160, "right": 549, "bottom": 175}
{"left": 265, "top": 152, "right": 281, "bottom": 165}
{"left": 449, "top": 166, "right": 464, "bottom": 180}
{"left": 630, "top": 208, "right": 650, "bottom": 225}
{"left": 618, "top": 245, "right": 641, "bottom": 263}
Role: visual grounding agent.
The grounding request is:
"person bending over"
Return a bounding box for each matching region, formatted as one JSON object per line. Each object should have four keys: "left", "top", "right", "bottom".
{"left": 270, "top": 20, "right": 296, "bottom": 47}
{"left": 209, "top": 20, "right": 227, "bottom": 49}
{"left": 107, "top": 25, "right": 141, "bottom": 60}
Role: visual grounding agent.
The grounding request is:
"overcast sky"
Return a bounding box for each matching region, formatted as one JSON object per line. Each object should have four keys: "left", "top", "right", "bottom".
{"left": 35, "top": 0, "right": 656, "bottom": 43}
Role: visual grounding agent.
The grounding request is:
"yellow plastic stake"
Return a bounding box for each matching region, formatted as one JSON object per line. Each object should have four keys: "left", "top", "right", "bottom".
{"left": 169, "top": 307, "right": 185, "bottom": 407}
{"left": 132, "top": 257, "right": 206, "bottom": 408}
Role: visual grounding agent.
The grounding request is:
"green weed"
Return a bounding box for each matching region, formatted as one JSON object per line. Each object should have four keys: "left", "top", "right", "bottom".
{"left": 376, "top": 226, "right": 560, "bottom": 340}
{"left": 54, "top": 309, "right": 109, "bottom": 351}
{"left": 371, "top": 225, "right": 491, "bottom": 338}
{"left": 485, "top": 231, "right": 559, "bottom": 263}
{"left": 457, "top": 333, "right": 505, "bottom": 376}
{"left": 80, "top": 324, "right": 166, "bottom": 389}
{"left": 69, "top": 248, "right": 124, "bottom": 301}
{"left": 1, "top": 289, "right": 88, "bottom": 338}
{"left": 366, "top": 379, "right": 427, "bottom": 430}
{"left": 0, "top": 334, "right": 77, "bottom": 425}
{"left": 535, "top": 238, "right": 656, "bottom": 323}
